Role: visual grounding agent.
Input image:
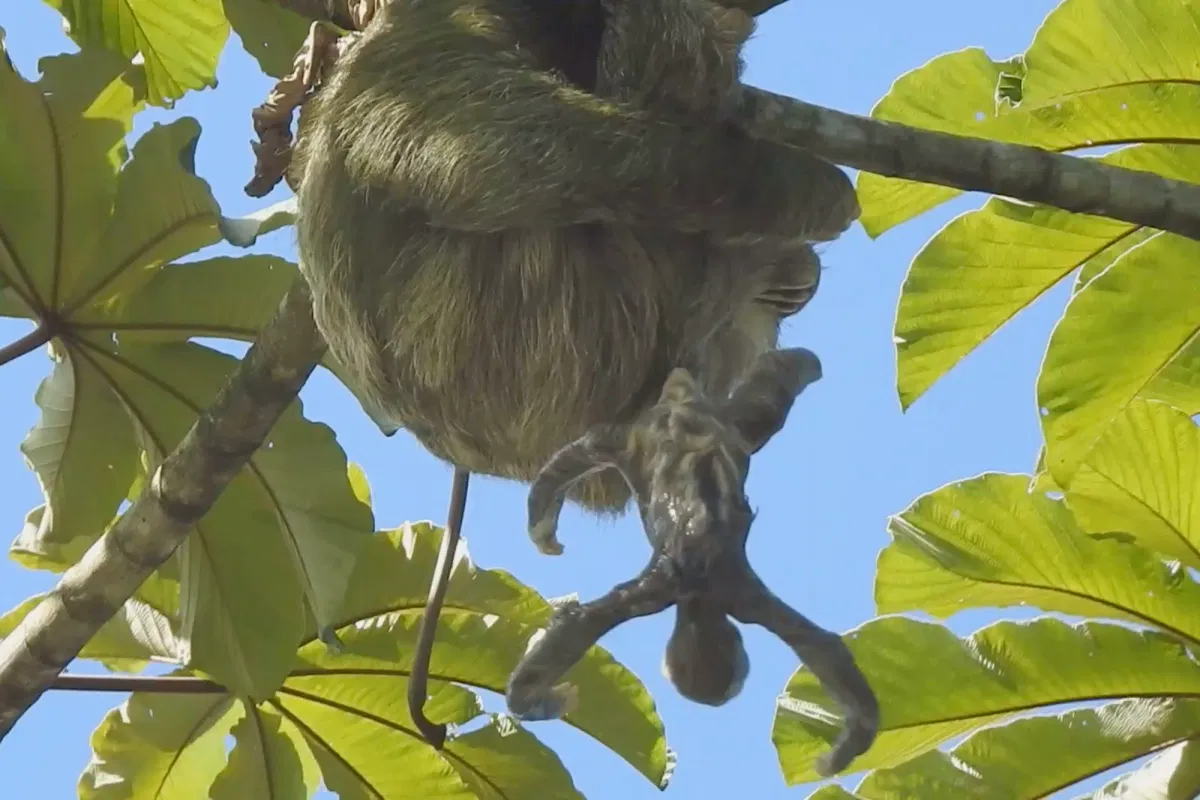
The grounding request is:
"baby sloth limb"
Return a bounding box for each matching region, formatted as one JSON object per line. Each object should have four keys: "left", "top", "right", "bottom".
{"left": 509, "top": 347, "right": 879, "bottom": 776}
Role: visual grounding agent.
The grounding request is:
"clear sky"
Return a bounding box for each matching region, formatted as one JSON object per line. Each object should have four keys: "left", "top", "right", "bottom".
{"left": 0, "top": 1, "right": 1119, "bottom": 798}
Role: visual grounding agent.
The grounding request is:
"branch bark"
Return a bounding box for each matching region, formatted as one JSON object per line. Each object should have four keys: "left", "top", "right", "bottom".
{"left": 0, "top": 279, "right": 325, "bottom": 740}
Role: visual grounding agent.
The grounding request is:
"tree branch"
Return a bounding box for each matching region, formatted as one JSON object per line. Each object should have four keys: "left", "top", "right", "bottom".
{"left": 739, "top": 89, "right": 1200, "bottom": 239}
{"left": 266, "top": 0, "right": 1200, "bottom": 240}
{"left": 0, "top": 279, "right": 326, "bottom": 740}
{"left": 53, "top": 674, "right": 227, "bottom": 694}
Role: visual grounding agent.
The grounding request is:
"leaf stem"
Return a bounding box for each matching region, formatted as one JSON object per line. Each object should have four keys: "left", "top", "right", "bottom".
{"left": 0, "top": 324, "right": 54, "bottom": 367}
{"left": 52, "top": 673, "right": 227, "bottom": 694}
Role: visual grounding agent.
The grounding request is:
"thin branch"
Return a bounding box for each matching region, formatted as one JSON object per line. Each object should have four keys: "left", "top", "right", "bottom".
{"left": 739, "top": 89, "right": 1200, "bottom": 239}
{"left": 53, "top": 674, "right": 227, "bottom": 694}
{"left": 0, "top": 278, "right": 326, "bottom": 741}
{"left": 262, "top": 0, "right": 1200, "bottom": 240}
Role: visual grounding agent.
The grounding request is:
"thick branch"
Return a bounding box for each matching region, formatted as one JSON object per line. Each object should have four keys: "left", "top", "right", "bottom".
{"left": 740, "top": 89, "right": 1200, "bottom": 239}
{"left": 0, "top": 279, "right": 326, "bottom": 740}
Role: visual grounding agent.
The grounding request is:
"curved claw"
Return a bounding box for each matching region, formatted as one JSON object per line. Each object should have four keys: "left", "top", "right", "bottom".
{"left": 733, "top": 584, "right": 878, "bottom": 776}
{"left": 527, "top": 425, "right": 630, "bottom": 555}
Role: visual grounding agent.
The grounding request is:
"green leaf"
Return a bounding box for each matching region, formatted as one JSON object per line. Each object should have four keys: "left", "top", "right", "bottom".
{"left": 1142, "top": 336, "right": 1200, "bottom": 417}
{"left": 86, "top": 255, "right": 297, "bottom": 343}
{"left": 0, "top": 47, "right": 144, "bottom": 310}
{"left": 1038, "top": 234, "right": 1200, "bottom": 488}
{"left": 72, "top": 118, "right": 222, "bottom": 311}
{"left": 221, "top": 0, "right": 311, "bottom": 79}
{"left": 1084, "top": 739, "right": 1200, "bottom": 800}
{"left": 443, "top": 720, "right": 586, "bottom": 799}
{"left": 877, "top": 473, "right": 1200, "bottom": 646}
{"left": 0, "top": 594, "right": 181, "bottom": 672}
{"left": 339, "top": 523, "right": 555, "bottom": 628}
{"left": 46, "top": 0, "right": 229, "bottom": 105}
{"left": 852, "top": 698, "right": 1200, "bottom": 799}
{"left": 79, "top": 690, "right": 241, "bottom": 799}
{"left": 1068, "top": 400, "right": 1200, "bottom": 568}
{"left": 803, "top": 789, "right": 865, "bottom": 800}
{"left": 893, "top": 145, "right": 1200, "bottom": 409}
{"left": 284, "top": 607, "right": 669, "bottom": 790}
{"left": 210, "top": 706, "right": 321, "bottom": 800}
{"left": 15, "top": 349, "right": 137, "bottom": 556}
{"left": 94, "top": 340, "right": 371, "bottom": 698}
{"left": 773, "top": 617, "right": 1200, "bottom": 784}
{"left": 857, "top": 0, "right": 1200, "bottom": 235}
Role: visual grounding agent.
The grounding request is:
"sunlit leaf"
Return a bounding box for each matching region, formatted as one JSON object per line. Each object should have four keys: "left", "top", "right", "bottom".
{"left": 45, "top": 0, "right": 229, "bottom": 105}
{"left": 210, "top": 706, "right": 321, "bottom": 800}
{"left": 221, "top": 0, "right": 311, "bottom": 79}
{"left": 877, "top": 473, "right": 1200, "bottom": 646}
{"left": 1068, "top": 400, "right": 1200, "bottom": 568}
{"left": 217, "top": 196, "right": 298, "bottom": 247}
{"left": 857, "top": 0, "right": 1200, "bottom": 234}
{"left": 851, "top": 698, "right": 1200, "bottom": 799}
{"left": 1083, "top": 738, "right": 1200, "bottom": 800}
{"left": 774, "top": 617, "right": 1200, "bottom": 784}
{"left": 893, "top": 146, "right": 1200, "bottom": 409}
{"left": 1039, "top": 234, "right": 1200, "bottom": 488}
{"left": 79, "top": 689, "right": 241, "bottom": 799}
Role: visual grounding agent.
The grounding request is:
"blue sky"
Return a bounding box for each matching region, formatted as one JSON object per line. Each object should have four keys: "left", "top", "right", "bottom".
{"left": 0, "top": 0, "right": 1119, "bottom": 797}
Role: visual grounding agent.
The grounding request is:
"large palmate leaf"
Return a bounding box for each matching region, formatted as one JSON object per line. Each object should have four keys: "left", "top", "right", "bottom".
{"left": 1067, "top": 400, "right": 1200, "bottom": 569}
{"left": 876, "top": 473, "right": 1200, "bottom": 645}
{"left": 774, "top": 617, "right": 1200, "bottom": 785}
{"left": 76, "top": 525, "right": 671, "bottom": 797}
{"left": 892, "top": 146, "right": 1200, "bottom": 409}
{"left": 815, "top": 698, "right": 1200, "bottom": 799}
{"left": 2, "top": 46, "right": 373, "bottom": 700}
{"left": 857, "top": 0, "right": 1200, "bottom": 235}
{"left": 1038, "top": 234, "right": 1200, "bottom": 489}
{"left": 44, "top": 0, "right": 229, "bottom": 105}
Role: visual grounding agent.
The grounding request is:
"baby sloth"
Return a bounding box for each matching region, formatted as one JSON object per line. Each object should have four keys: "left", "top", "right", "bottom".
{"left": 509, "top": 348, "right": 880, "bottom": 777}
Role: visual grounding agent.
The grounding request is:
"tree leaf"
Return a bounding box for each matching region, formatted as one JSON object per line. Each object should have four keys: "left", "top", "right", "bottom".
{"left": 79, "top": 689, "right": 241, "bottom": 799}
{"left": 15, "top": 349, "right": 137, "bottom": 554}
{"left": 773, "top": 617, "right": 1200, "bottom": 785}
{"left": 1083, "top": 738, "right": 1200, "bottom": 800}
{"left": 1068, "top": 400, "right": 1200, "bottom": 569}
{"left": 95, "top": 340, "right": 371, "bottom": 698}
{"left": 0, "top": 46, "right": 143, "bottom": 309}
{"left": 217, "top": 196, "right": 298, "bottom": 247}
{"left": 442, "top": 720, "right": 586, "bottom": 800}
{"left": 0, "top": 594, "right": 181, "bottom": 672}
{"left": 877, "top": 473, "right": 1200, "bottom": 646}
{"left": 210, "top": 706, "right": 321, "bottom": 800}
{"left": 851, "top": 698, "right": 1200, "bottom": 799}
{"left": 893, "top": 145, "right": 1200, "bottom": 409}
{"left": 1039, "top": 234, "right": 1200, "bottom": 489}
{"left": 857, "top": 0, "right": 1200, "bottom": 234}
{"left": 1141, "top": 337, "right": 1200, "bottom": 417}
{"left": 87, "top": 255, "right": 297, "bottom": 343}
{"left": 45, "top": 0, "right": 229, "bottom": 105}
{"left": 221, "top": 0, "right": 311, "bottom": 79}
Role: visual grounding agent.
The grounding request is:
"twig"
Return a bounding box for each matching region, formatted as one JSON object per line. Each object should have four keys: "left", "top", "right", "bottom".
{"left": 0, "top": 279, "right": 326, "bottom": 740}
{"left": 53, "top": 674, "right": 228, "bottom": 694}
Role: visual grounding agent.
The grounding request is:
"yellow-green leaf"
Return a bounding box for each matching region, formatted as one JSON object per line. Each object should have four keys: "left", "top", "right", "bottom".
{"left": 1084, "top": 739, "right": 1200, "bottom": 800}
{"left": 774, "top": 617, "right": 1200, "bottom": 785}
{"left": 894, "top": 145, "right": 1200, "bottom": 409}
{"left": 1039, "top": 234, "right": 1200, "bottom": 488}
{"left": 210, "top": 707, "right": 321, "bottom": 800}
{"left": 79, "top": 690, "right": 241, "bottom": 799}
{"left": 852, "top": 698, "right": 1200, "bottom": 799}
{"left": 877, "top": 473, "right": 1200, "bottom": 646}
{"left": 46, "top": 0, "right": 229, "bottom": 105}
{"left": 1068, "top": 400, "right": 1200, "bottom": 568}
{"left": 221, "top": 0, "right": 310, "bottom": 79}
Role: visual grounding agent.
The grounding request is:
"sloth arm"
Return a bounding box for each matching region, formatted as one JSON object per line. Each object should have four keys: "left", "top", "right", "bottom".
{"left": 326, "top": 9, "right": 802, "bottom": 235}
